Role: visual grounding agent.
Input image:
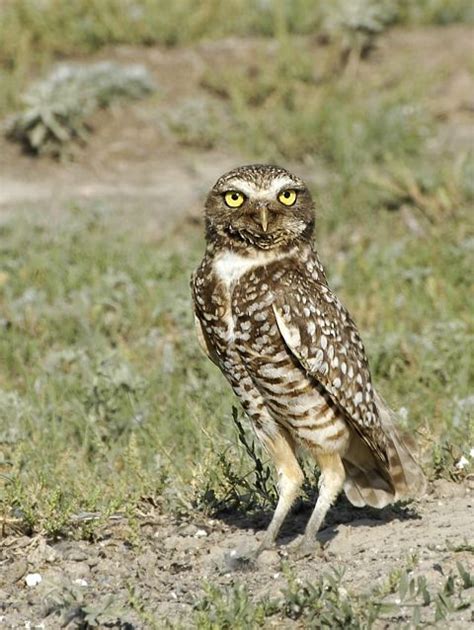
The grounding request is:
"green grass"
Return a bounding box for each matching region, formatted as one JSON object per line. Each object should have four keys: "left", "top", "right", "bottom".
{"left": 1, "top": 2, "right": 473, "bottom": 537}
{"left": 0, "top": 205, "right": 229, "bottom": 534}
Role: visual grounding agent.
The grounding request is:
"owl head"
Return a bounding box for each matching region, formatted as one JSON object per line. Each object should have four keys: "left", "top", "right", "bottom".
{"left": 205, "top": 164, "right": 315, "bottom": 250}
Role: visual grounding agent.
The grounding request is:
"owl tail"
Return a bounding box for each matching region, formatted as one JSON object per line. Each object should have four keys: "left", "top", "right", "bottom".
{"left": 342, "top": 392, "right": 427, "bottom": 509}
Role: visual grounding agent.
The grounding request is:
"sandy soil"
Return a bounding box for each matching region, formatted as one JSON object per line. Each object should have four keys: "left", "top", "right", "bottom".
{"left": 0, "top": 479, "right": 472, "bottom": 627}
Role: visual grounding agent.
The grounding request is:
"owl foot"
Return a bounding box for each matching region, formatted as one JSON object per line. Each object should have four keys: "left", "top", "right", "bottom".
{"left": 223, "top": 536, "right": 277, "bottom": 571}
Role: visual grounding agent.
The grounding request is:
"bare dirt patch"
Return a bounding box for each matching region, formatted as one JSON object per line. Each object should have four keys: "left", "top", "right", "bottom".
{"left": 1, "top": 480, "right": 472, "bottom": 627}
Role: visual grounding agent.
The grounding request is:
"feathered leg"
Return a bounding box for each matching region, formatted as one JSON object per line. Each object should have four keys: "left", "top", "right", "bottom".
{"left": 297, "top": 452, "right": 345, "bottom": 555}
{"left": 256, "top": 426, "right": 304, "bottom": 553}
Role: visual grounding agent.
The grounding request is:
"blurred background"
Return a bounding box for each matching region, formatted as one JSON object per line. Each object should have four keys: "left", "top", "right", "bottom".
{"left": 0, "top": 0, "right": 473, "bottom": 557}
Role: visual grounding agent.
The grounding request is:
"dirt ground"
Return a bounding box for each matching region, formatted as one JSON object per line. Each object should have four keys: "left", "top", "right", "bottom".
{"left": 0, "top": 479, "right": 472, "bottom": 627}
{"left": 0, "top": 26, "right": 473, "bottom": 628}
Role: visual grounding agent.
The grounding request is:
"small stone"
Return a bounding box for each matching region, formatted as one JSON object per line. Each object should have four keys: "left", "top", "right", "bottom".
{"left": 456, "top": 456, "right": 469, "bottom": 470}
{"left": 25, "top": 573, "right": 42, "bottom": 587}
{"left": 73, "top": 578, "right": 88, "bottom": 587}
{"left": 194, "top": 529, "right": 207, "bottom": 538}
{"left": 179, "top": 524, "right": 198, "bottom": 537}
{"left": 257, "top": 550, "right": 279, "bottom": 568}
{"left": 5, "top": 560, "right": 28, "bottom": 583}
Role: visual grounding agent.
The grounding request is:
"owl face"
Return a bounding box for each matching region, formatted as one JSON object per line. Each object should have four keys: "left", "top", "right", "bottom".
{"left": 205, "top": 164, "right": 314, "bottom": 250}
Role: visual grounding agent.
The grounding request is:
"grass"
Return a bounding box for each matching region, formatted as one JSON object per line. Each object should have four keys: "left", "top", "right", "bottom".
{"left": 0, "top": 163, "right": 472, "bottom": 537}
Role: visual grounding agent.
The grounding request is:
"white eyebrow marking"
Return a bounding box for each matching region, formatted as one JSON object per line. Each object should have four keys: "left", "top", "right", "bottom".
{"left": 224, "top": 175, "right": 298, "bottom": 199}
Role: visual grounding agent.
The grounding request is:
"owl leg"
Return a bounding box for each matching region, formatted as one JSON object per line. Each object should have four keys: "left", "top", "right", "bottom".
{"left": 297, "top": 452, "right": 345, "bottom": 556}
{"left": 256, "top": 427, "right": 304, "bottom": 554}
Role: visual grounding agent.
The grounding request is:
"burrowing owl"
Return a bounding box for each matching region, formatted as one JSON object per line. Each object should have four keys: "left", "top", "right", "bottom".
{"left": 192, "top": 164, "right": 426, "bottom": 556}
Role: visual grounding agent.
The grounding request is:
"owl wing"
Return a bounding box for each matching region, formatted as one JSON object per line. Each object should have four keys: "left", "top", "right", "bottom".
{"left": 272, "top": 269, "right": 388, "bottom": 468}
{"left": 193, "top": 312, "right": 220, "bottom": 366}
{"left": 191, "top": 269, "right": 220, "bottom": 366}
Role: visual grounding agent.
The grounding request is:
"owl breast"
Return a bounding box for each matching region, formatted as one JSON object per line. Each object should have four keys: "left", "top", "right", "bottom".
{"left": 195, "top": 251, "right": 350, "bottom": 453}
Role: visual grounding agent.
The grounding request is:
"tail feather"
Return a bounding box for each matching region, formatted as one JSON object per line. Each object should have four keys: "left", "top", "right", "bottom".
{"left": 375, "top": 391, "right": 427, "bottom": 500}
{"left": 342, "top": 391, "right": 426, "bottom": 508}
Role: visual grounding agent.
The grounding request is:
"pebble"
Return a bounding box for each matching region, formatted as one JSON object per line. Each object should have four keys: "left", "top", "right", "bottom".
{"left": 179, "top": 524, "right": 198, "bottom": 537}
{"left": 5, "top": 560, "right": 28, "bottom": 584}
{"left": 73, "top": 578, "right": 88, "bottom": 587}
{"left": 25, "top": 574, "right": 42, "bottom": 587}
{"left": 256, "top": 550, "right": 279, "bottom": 568}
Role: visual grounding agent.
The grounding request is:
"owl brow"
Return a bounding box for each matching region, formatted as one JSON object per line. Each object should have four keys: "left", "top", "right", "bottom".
{"left": 216, "top": 181, "right": 255, "bottom": 197}
{"left": 277, "top": 183, "right": 305, "bottom": 194}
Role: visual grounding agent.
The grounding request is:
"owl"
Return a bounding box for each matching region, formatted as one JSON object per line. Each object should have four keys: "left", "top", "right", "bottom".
{"left": 192, "top": 164, "right": 426, "bottom": 557}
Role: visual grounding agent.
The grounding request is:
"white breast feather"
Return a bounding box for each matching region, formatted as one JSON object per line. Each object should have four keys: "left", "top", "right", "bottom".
{"left": 214, "top": 250, "right": 290, "bottom": 289}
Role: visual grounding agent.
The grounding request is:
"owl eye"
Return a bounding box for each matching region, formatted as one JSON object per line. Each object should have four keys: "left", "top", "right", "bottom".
{"left": 224, "top": 191, "right": 245, "bottom": 208}
{"left": 278, "top": 189, "right": 297, "bottom": 206}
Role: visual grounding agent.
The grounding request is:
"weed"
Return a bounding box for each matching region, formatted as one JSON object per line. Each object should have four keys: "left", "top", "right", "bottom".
{"left": 194, "top": 583, "right": 274, "bottom": 629}
{"left": 191, "top": 562, "right": 473, "bottom": 627}
{"left": 45, "top": 584, "right": 133, "bottom": 628}
{"left": 164, "top": 98, "right": 229, "bottom": 149}
{"left": 232, "top": 407, "right": 277, "bottom": 507}
{"left": 321, "top": 0, "right": 398, "bottom": 66}
{"left": 6, "top": 62, "right": 154, "bottom": 156}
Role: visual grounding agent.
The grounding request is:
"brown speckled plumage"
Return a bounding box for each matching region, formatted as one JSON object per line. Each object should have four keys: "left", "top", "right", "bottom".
{"left": 192, "top": 164, "right": 426, "bottom": 555}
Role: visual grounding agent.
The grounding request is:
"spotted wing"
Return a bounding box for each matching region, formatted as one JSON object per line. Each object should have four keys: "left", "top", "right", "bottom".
{"left": 272, "top": 269, "right": 388, "bottom": 467}
{"left": 191, "top": 270, "right": 220, "bottom": 366}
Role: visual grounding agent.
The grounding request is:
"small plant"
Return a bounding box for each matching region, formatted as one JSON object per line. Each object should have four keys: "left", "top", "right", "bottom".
{"left": 45, "top": 586, "right": 132, "bottom": 628}
{"left": 194, "top": 583, "right": 274, "bottom": 629}
{"left": 321, "top": 0, "right": 398, "bottom": 65}
{"left": 192, "top": 562, "right": 473, "bottom": 628}
{"left": 190, "top": 407, "right": 277, "bottom": 515}
{"left": 232, "top": 407, "right": 277, "bottom": 507}
{"left": 164, "top": 98, "right": 228, "bottom": 149}
{"left": 5, "top": 61, "right": 155, "bottom": 157}
{"left": 384, "top": 562, "right": 474, "bottom": 625}
{"left": 279, "top": 567, "right": 388, "bottom": 628}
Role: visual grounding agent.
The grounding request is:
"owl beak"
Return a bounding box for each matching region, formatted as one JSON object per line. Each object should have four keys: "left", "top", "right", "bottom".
{"left": 259, "top": 206, "right": 269, "bottom": 233}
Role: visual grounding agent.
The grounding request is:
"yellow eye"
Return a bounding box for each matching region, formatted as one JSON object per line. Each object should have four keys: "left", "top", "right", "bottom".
{"left": 278, "top": 189, "right": 297, "bottom": 206}
{"left": 224, "top": 191, "right": 245, "bottom": 208}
